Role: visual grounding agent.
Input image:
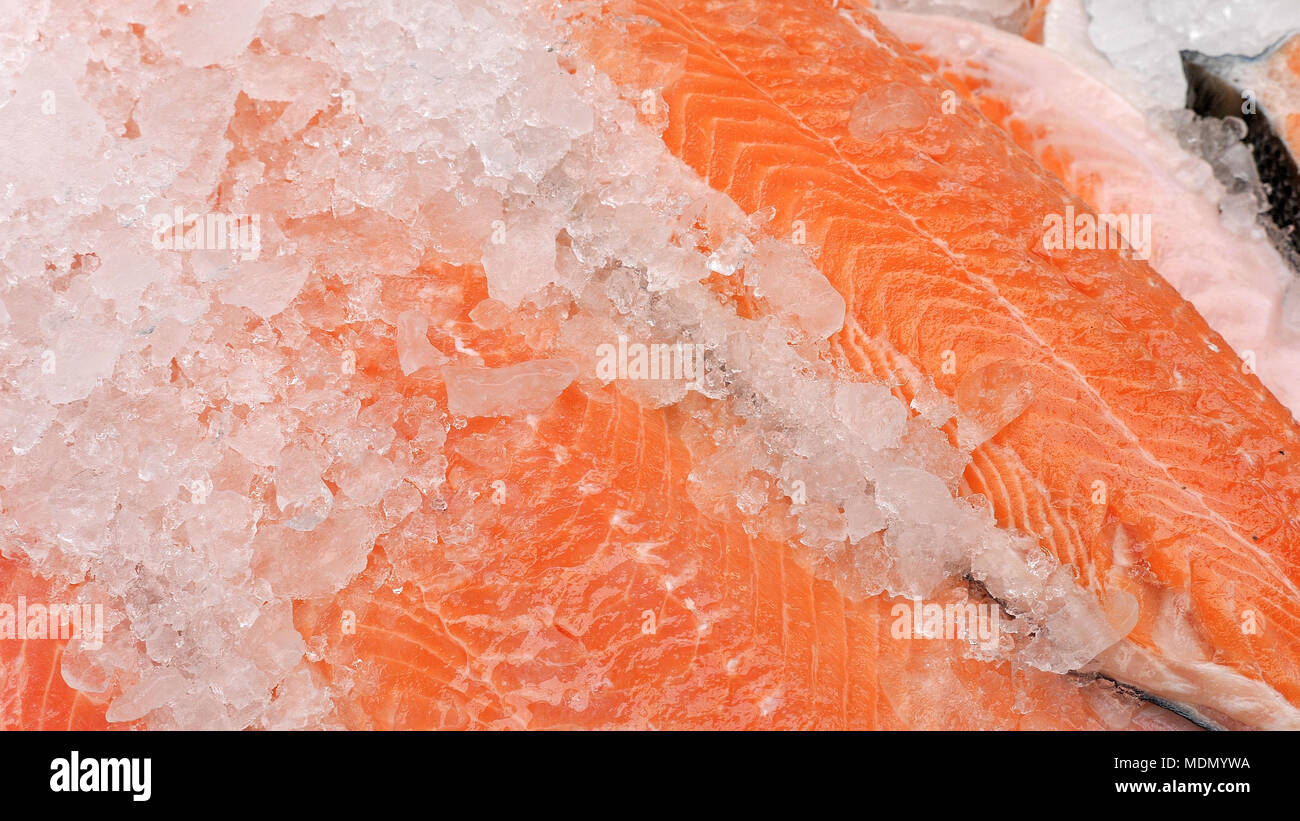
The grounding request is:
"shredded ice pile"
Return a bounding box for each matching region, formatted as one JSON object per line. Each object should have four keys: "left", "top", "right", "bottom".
{"left": 1156, "top": 110, "right": 1271, "bottom": 235}
{"left": 1071, "top": 0, "right": 1300, "bottom": 243}
{"left": 1084, "top": 0, "right": 1300, "bottom": 110}
{"left": 0, "top": 0, "right": 1127, "bottom": 729}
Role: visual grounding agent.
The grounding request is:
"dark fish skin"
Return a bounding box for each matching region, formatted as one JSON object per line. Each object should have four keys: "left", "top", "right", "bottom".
{"left": 962, "top": 574, "right": 1217, "bottom": 730}
{"left": 1182, "top": 41, "right": 1300, "bottom": 265}
{"left": 1093, "top": 674, "right": 1226, "bottom": 731}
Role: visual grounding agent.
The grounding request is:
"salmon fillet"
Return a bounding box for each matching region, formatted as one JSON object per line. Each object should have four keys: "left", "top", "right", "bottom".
{"left": 291, "top": 380, "right": 1154, "bottom": 729}
{"left": 0, "top": 0, "right": 1295, "bottom": 731}
{"left": 561, "top": 0, "right": 1300, "bottom": 727}
{"left": 878, "top": 10, "right": 1300, "bottom": 416}
{"left": 0, "top": 565, "right": 109, "bottom": 730}
{"left": 291, "top": 0, "right": 1297, "bottom": 728}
